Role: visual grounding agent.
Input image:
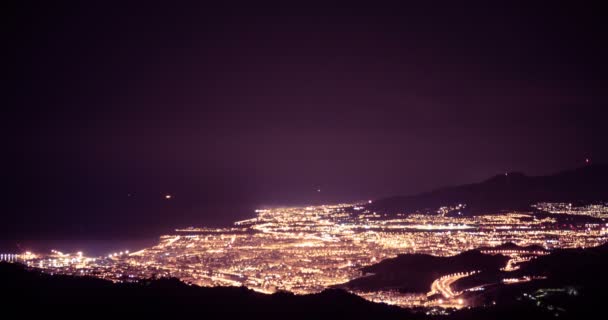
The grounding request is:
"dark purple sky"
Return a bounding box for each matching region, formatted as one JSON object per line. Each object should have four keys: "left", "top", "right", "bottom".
{"left": 5, "top": 2, "right": 607, "bottom": 240}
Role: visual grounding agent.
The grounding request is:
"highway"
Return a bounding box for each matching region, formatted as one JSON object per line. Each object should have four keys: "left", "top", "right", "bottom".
{"left": 428, "top": 271, "right": 478, "bottom": 299}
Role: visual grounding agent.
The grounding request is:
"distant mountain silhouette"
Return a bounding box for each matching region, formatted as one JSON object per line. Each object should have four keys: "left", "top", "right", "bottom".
{"left": 369, "top": 164, "right": 608, "bottom": 215}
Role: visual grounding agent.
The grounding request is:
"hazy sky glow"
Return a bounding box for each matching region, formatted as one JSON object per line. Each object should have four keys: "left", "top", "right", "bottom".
{"left": 6, "top": 2, "right": 607, "bottom": 240}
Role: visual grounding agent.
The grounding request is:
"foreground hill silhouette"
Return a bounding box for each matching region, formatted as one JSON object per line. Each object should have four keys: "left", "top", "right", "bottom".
{"left": 454, "top": 243, "right": 608, "bottom": 317}
{"left": 516, "top": 242, "right": 608, "bottom": 286}
{"left": 337, "top": 250, "right": 508, "bottom": 292}
{"left": 2, "top": 254, "right": 603, "bottom": 320}
{"left": 474, "top": 242, "right": 546, "bottom": 252}
{"left": 0, "top": 262, "right": 411, "bottom": 317}
{"left": 369, "top": 164, "right": 608, "bottom": 215}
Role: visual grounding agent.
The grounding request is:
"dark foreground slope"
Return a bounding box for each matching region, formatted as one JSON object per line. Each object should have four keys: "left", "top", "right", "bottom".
{"left": 337, "top": 250, "right": 508, "bottom": 292}
{"left": 517, "top": 242, "right": 608, "bottom": 286}
{"left": 453, "top": 242, "right": 608, "bottom": 294}
{"left": 0, "top": 262, "right": 411, "bottom": 318}
{"left": 1, "top": 260, "right": 602, "bottom": 320}
{"left": 369, "top": 164, "right": 608, "bottom": 215}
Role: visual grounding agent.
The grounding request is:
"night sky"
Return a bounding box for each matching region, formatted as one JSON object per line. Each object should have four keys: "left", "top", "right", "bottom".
{"left": 5, "top": 2, "right": 607, "bottom": 241}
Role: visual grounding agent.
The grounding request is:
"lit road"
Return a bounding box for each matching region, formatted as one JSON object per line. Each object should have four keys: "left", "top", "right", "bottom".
{"left": 428, "top": 271, "right": 477, "bottom": 299}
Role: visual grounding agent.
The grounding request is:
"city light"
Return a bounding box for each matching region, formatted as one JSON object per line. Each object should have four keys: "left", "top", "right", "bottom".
{"left": 12, "top": 201, "right": 608, "bottom": 310}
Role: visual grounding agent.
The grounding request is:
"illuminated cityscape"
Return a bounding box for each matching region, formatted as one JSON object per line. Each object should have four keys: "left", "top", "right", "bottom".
{"left": 8, "top": 201, "right": 608, "bottom": 310}
{"left": 5, "top": 1, "right": 608, "bottom": 317}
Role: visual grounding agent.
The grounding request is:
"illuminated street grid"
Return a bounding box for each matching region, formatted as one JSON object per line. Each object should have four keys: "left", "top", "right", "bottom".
{"left": 7, "top": 202, "right": 608, "bottom": 309}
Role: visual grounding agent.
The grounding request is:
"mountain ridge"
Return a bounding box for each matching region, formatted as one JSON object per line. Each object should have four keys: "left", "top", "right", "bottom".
{"left": 369, "top": 164, "right": 607, "bottom": 215}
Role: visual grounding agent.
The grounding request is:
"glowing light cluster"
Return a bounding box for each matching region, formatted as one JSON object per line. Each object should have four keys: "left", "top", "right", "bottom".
{"left": 15, "top": 202, "right": 608, "bottom": 309}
